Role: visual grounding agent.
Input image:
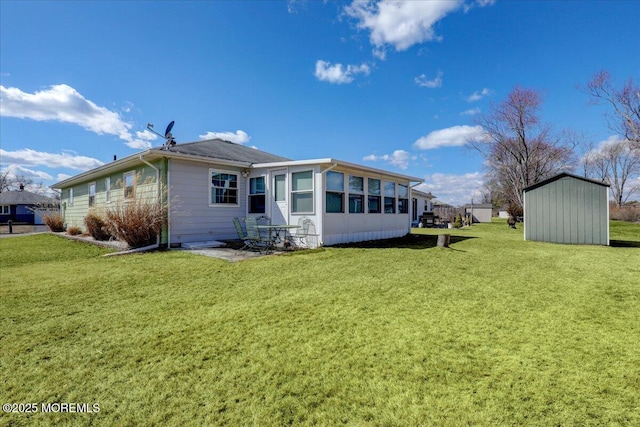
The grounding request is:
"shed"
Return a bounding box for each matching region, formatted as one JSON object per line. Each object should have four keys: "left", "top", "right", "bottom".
{"left": 523, "top": 173, "right": 610, "bottom": 245}
{"left": 464, "top": 203, "right": 493, "bottom": 223}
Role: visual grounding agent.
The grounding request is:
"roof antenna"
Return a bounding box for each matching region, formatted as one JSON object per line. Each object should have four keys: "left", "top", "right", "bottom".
{"left": 146, "top": 121, "right": 176, "bottom": 148}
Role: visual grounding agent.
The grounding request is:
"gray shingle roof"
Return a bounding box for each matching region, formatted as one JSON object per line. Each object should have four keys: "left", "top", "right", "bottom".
{"left": 0, "top": 190, "right": 57, "bottom": 205}
{"left": 153, "top": 139, "right": 291, "bottom": 164}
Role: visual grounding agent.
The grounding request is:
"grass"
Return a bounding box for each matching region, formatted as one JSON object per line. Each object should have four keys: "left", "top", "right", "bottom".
{"left": 1, "top": 220, "right": 639, "bottom": 426}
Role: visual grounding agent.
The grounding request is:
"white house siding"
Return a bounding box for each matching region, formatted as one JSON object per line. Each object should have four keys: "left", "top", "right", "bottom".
{"left": 168, "top": 159, "right": 247, "bottom": 245}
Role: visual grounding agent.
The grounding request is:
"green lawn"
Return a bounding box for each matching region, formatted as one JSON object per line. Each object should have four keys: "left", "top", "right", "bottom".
{"left": 1, "top": 220, "right": 639, "bottom": 426}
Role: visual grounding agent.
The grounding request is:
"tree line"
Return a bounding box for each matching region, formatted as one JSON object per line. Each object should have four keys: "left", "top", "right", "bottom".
{"left": 468, "top": 70, "right": 639, "bottom": 212}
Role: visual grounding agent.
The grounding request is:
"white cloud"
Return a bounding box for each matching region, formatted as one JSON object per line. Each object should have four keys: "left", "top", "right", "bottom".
{"left": 415, "top": 71, "right": 443, "bottom": 88}
{"left": 466, "top": 87, "right": 493, "bottom": 102}
{"left": 57, "top": 173, "right": 72, "bottom": 182}
{"left": 199, "top": 130, "right": 251, "bottom": 145}
{"left": 417, "top": 171, "right": 485, "bottom": 206}
{"left": 314, "top": 60, "right": 371, "bottom": 84}
{"left": 460, "top": 107, "right": 481, "bottom": 116}
{"left": 11, "top": 165, "right": 53, "bottom": 181}
{"left": 0, "top": 148, "right": 104, "bottom": 171}
{"left": 0, "top": 84, "right": 151, "bottom": 149}
{"left": 344, "top": 0, "right": 463, "bottom": 51}
{"left": 363, "top": 149, "right": 412, "bottom": 169}
{"left": 414, "top": 125, "right": 487, "bottom": 150}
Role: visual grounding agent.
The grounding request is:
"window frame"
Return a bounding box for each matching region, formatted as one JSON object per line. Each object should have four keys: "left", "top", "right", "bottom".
{"left": 88, "top": 182, "right": 96, "bottom": 208}
{"left": 325, "top": 171, "right": 345, "bottom": 214}
{"left": 291, "top": 170, "right": 314, "bottom": 214}
{"left": 0, "top": 205, "right": 9, "bottom": 215}
{"left": 248, "top": 176, "right": 266, "bottom": 214}
{"left": 367, "top": 178, "right": 381, "bottom": 214}
{"left": 398, "top": 183, "right": 409, "bottom": 214}
{"left": 123, "top": 171, "right": 136, "bottom": 200}
{"left": 209, "top": 169, "right": 239, "bottom": 206}
{"left": 384, "top": 181, "right": 396, "bottom": 214}
{"left": 348, "top": 175, "right": 364, "bottom": 214}
{"left": 68, "top": 188, "right": 74, "bottom": 206}
{"left": 105, "top": 177, "right": 111, "bottom": 203}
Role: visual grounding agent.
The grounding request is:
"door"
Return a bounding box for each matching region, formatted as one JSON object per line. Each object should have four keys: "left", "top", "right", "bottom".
{"left": 270, "top": 169, "right": 288, "bottom": 224}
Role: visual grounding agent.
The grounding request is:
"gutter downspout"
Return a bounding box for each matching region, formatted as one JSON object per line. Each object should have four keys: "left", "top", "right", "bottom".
{"left": 139, "top": 155, "right": 162, "bottom": 249}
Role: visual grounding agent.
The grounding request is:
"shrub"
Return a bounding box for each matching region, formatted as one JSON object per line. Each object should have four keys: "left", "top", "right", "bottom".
{"left": 610, "top": 205, "right": 640, "bottom": 222}
{"left": 67, "top": 226, "right": 83, "bottom": 236}
{"left": 84, "top": 212, "right": 111, "bottom": 241}
{"left": 43, "top": 214, "right": 65, "bottom": 232}
{"left": 453, "top": 213, "right": 463, "bottom": 228}
{"left": 105, "top": 199, "right": 165, "bottom": 248}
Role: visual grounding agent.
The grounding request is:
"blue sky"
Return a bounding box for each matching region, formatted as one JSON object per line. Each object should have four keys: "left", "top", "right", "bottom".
{"left": 1, "top": 0, "right": 639, "bottom": 205}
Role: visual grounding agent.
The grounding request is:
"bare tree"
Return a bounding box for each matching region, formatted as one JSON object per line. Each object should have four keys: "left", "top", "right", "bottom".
{"left": 584, "top": 71, "right": 640, "bottom": 150}
{"left": 0, "top": 167, "right": 13, "bottom": 193}
{"left": 584, "top": 139, "right": 640, "bottom": 207}
{"left": 470, "top": 86, "right": 576, "bottom": 209}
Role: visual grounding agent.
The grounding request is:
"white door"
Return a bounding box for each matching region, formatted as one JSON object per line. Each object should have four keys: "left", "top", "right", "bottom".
{"left": 270, "top": 169, "right": 288, "bottom": 224}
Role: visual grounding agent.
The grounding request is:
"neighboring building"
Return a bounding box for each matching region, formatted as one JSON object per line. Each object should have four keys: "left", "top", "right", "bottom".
{"left": 523, "top": 173, "right": 610, "bottom": 246}
{"left": 464, "top": 203, "right": 493, "bottom": 223}
{"left": 411, "top": 189, "right": 436, "bottom": 226}
{"left": 53, "top": 138, "right": 424, "bottom": 247}
{"left": 0, "top": 187, "right": 59, "bottom": 225}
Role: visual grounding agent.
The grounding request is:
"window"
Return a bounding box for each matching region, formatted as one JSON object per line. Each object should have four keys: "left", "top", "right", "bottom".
{"left": 326, "top": 171, "right": 344, "bottom": 213}
{"left": 68, "top": 188, "right": 74, "bottom": 206}
{"left": 249, "top": 176, "right": 265, "bottom": 213}
{"left": 348, "top": 175, "right": 364, "bottom": 214}
{"left": 384, "top": 181, "right": 396, "bottom": 213}
{"left": 210, "top": 170, "right": 238, "bottom": 205}
{"left": 105, "top": 177, "right": 111, "bottom": 203}
{"left": 0, "top": 206, "right": 9, "bottom": 215}
{"left": 274, "top": 174, "right": 286, "bottom": 202}
{"left": 88, "top": 182, "right": 96, "bottom": 208}
{"left": 368, "top": 178, "right": 381, "bottom": 213}
{"left": 124, "top": 171, "right": 136, "bottom": 200}
{"left": 398, "top": 184, "right": 409, "bottom": 214}
{"left": 292, "top": 170, "right": 313, "bottom": 213}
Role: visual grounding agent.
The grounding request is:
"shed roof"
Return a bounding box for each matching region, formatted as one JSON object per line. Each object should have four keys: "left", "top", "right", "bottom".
{"left": 0, "top": 190, "right": 57, "bottom": 205}
{"left": 523, "top": 172, "right": 610, "bottom": 193}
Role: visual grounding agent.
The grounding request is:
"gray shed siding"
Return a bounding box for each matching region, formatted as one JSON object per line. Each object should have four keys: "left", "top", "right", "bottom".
{"left": 524, "top": 175, "right": 609, "bottom": 245}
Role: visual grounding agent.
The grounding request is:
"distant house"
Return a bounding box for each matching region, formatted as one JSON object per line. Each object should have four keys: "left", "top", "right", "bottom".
{"left": 0, "top": 186, "right": 59, "bottom": 225}
{"left": 411, "top": 189, "right": 436, "bottom": 226}
{"left": 53, "top": 138, "right": 424, "bottom": 247}
{"left": 523, "top": 173, "right": 610, "bottom": 245}
{"left": 464, "top": 203, "right": 493, "bottom": 223}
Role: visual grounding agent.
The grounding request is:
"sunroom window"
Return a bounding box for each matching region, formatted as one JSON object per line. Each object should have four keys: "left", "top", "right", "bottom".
{"left": 398, "top": 184, "right": 409, "bottom": 214}
{"left": 348, "top": 175, "right": 364, "bottom": 214}
{"left": 326, "top": 171, "right": 344, "bottom": 213}
{"left": 210, "top": 171, "right": 238, "bottom": 205}
{"left": 292, "top": 171, "right": 313, "bottom": 213}
{"left": 368, "top": 178, "right": 381, "bottom": 213}
{"left": 249, "top": 176, "right": 266, "bottom": 213}
{"left": 384, "top": 181, "right": 396, "bottom": 213}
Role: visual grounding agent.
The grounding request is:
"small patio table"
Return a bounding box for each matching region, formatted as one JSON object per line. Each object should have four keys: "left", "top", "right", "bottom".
{"left": 257, "top": 224, "right": 300, "bottom": 248}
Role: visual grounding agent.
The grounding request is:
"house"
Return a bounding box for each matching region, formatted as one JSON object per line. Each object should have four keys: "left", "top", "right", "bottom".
{"left": 523, "top": 172, "right": 610, "bottom": 245}
{"left": 464, "top": 203, "right": 493, "bottom": 223}
{"left": 53, "top": 138, "right": 424, "bottom": 247}
{"left": 410, "top": 188, "right": 435, "bottom": 226}
{"left": 0, "top": 186, "right": 59, "bottom": 225}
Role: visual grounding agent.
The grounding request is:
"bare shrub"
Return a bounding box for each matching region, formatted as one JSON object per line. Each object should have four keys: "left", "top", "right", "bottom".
{"left": 67, "top": 226, "right": 83, "bottom": 236}
{"left": 43, "top": 214, "right": 65, "bottom": 232}
{"left": 84, "top": 212, "right": 111, "bottom": 241}
{"left": 105, "top": 198, "right": 166, "bottom": 248}
{"left": 610, "top": 205, "right": 640, "bottom": 222}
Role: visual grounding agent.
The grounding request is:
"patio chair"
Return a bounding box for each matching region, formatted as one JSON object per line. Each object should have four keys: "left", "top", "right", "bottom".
{"left": 245, "top": 216, "right": 273, "bottom": 253}
{"left": 290, "top": 217, "right": 317, "bottom": 249}
{"left": 232, "top": 217, "right": 251, "bottom": 250}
